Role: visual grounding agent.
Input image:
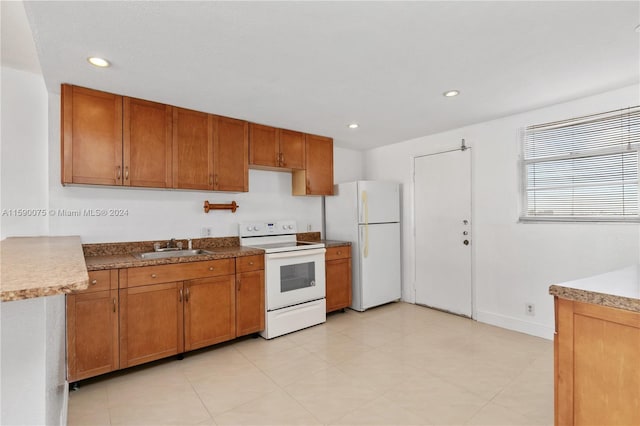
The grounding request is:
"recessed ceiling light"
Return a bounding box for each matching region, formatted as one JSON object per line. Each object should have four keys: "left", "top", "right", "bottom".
{"left": 348, "top": 123, "right": 359, "bottom": 129}
{"left": 443, "top": 90, "right": 460, "bottom": 97}
{"left": 87, "top": 57, "right": 110, "bottom": 68}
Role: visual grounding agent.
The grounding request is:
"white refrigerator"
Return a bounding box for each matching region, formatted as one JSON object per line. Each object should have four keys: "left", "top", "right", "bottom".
{"left": 324, "top": 181, "right": 401, "bottom": 311}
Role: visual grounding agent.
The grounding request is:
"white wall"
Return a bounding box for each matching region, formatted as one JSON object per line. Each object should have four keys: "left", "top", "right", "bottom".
{"left": 0, "top": 66, "right": 49, "bottom": 238}
{"left": 364, "top": 84, "right": 640, "bottom": 339}
{"left": 0, "top": 296, "right": 67, "bottom": 426}
{"left": 334, "top": 146, "right": 364, "bottom": 184}
{"left": 0, "top": 66, "right": 68, "bottom": 425}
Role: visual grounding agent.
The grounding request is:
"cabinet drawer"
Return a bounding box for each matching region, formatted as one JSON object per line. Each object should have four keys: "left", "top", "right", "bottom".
{"left": 236, "top": 255, "right": 264, "bottom": 273}
{"left": 75, "top": 270, "right": 117, "bottom": 294}
{"left": 122, "top": 259, "right": 235, "bottom": 288}
{"left": 325, "top": 246, "right": 350, "bottom": 261}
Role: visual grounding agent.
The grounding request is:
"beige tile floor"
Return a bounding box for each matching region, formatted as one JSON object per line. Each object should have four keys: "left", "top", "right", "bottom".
{"left": 68, "top": 302, "right": 553, "bottom": 426}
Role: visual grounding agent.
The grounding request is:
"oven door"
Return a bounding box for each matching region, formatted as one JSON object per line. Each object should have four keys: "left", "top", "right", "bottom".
{"left": 265, "top": 248, "right": 326, "bottom": 311}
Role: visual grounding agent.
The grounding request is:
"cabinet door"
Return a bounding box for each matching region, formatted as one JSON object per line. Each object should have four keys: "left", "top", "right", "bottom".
{"left": 66, "top": 289, "right": 119, "bottom": 381}
{"left": 172, "top": 107, "right": 213, "bottom": 190}
{"left": 214, "top": 116, "right": 248, "bottom": 192}
{"left": 249, "top": 123, "right": 279, "bottom": 168}
{"left": 184, "top": 276, "right": 236, "bottom": 351}
{"left": 326, "top": 258, "right": 352, "bottom": 313}
{"left": 293, "top": 134, "right": 334, "bottom": 195}
{"left": 279, "top": 129, "right": 305, "bottom": 170}
{"left": 119, "top": 282, "right": 184, "bottom": 368}
{"left": 61, "top": 85, "right": 123, "bottom": 185}
{"left": 123, "top": 97, "right": 172, "bottom": 188}
{"left": 236, "top": 270, "right": 265, "bottom": 337}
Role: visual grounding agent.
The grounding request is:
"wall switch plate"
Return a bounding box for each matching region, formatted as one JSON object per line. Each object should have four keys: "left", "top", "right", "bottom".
{"left": 525, "top": 303, "right": 535, "bottom": 316}
{"left": 200, "top": 227, "right": 212, "bottom": 237}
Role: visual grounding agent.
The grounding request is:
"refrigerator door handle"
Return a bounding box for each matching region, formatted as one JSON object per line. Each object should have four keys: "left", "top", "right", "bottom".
{"left": 361, "top": 190, "right": 369, "bottom": 258}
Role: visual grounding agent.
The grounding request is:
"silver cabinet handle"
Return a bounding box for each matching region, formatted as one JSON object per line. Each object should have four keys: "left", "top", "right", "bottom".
{"left": 151, "top": 273, "right": 157, "bottom": 278}
{"left": 179, "top": 288, "right": 183, "bottom": 302}
{"left": 91, "top": 279, "right": 97, "bottom": 285}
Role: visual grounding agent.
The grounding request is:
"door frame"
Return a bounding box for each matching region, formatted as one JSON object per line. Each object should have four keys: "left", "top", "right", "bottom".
{"left": 411, "top": 147, "right": 476, "bottom": 319}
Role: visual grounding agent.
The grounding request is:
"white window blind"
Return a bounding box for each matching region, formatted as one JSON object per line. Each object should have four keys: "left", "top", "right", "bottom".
{"left": 521, "top": 106, "right": 640, "bottom": 221}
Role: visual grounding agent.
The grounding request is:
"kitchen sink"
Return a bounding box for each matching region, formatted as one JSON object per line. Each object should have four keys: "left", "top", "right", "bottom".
{"left": 133, "top": 249, "right": 214, "bottom": 260}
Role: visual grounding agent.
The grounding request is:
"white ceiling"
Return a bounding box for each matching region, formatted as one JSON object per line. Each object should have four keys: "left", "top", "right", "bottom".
{"left": 16, "top": 1, "right": 640, "bottom": 150}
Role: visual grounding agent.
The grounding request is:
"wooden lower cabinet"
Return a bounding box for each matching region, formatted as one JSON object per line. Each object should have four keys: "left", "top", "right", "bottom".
{"left": 236, "top": 270, "right": 265, "bottom": 336}
{"left": 66, "top": 289, "right": 119, "bottom": 382}
{"left": 184, "top": 276, "right": 236, "bottom": 351}
{"left": 70, "top": 258, "right": 266, "bottom": 381}
{"left": 325, "top": 246, "right": 352, "bottom": 313}
{"left": 119, "top": 282, "right": 184, "bottom": 368}
{"left": 554, "top": 297, "right": 640, "bottom": 426}
{"left": 235, "top": 255, "right": 265, "bottom": 336}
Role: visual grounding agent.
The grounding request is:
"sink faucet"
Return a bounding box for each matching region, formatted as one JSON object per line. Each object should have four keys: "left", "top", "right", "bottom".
{"left": 168, "top": 238, "right": 176, "bottom": 248}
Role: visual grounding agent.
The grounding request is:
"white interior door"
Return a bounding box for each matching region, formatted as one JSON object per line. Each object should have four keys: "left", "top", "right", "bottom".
{"left": 414, "top": 149, "right": 472, "bottom": 317}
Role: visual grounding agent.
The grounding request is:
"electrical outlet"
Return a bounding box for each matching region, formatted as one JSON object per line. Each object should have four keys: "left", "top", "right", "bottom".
{"left": 200, "top": 227, "right": 212, "bottom": 237}
{"left": 525, "top": 303, "right": 535, "bottom": 316}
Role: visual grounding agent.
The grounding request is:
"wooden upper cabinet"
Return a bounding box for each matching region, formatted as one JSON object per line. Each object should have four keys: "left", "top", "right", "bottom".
{"left": 124, "top": 97, "right": 172, "bottom": 188}
{"left": 172, "top": 107, "right": 213, "bottom": 190}
{"left": 279, "top": 129, "right": 305, "bottom": 169}
{"left": 62, "top": 85, "right": 123, "bottom": 185}
{"left": 249, "top": 123, "right": 279, "bottom": 168}
{"left": 293, "top": 134, "right": 334, "bottom": 195}
{"left": 214, "top": 116, "right": 248, "bottom": 192}
{"left": 249, "top": 123, "right": 305, "bottom": 170}
{"left": 61, "top": 84, "right": 333, "bottom": 195}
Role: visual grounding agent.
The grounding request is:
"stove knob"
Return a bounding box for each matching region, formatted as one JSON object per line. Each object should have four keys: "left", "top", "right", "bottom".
{"left": 253, "top": 226, "right": 259, "bottom": 231}
{"left": 246, "top": 226, "right": 252, "bottom": 231}
{"left": 287, "top": 225, "right": 293, "bottom": 230}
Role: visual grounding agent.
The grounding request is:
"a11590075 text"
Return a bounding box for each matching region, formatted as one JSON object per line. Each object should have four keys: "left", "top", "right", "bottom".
{"left": 1, "top": 208, "right": 129, "bottom": 217}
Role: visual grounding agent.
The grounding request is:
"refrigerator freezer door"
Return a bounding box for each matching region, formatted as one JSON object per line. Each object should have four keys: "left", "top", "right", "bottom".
{"left": 357, "top": 181, "right": 400, "bottom": 224}
{"left": 356, "top": 222, "right": 401, "bottom": 311}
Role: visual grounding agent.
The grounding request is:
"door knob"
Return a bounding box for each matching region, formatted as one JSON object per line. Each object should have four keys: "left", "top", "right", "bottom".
{"left": 463, "top": 240, "right": 469, "bottom": 246}
{"left": 463, "top": 231, "right": 468, "bottom": 235}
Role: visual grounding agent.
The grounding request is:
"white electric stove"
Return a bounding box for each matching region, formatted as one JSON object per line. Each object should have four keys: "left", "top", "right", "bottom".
{"left": 239, "top": 220, "right": 326, "bottom": 339}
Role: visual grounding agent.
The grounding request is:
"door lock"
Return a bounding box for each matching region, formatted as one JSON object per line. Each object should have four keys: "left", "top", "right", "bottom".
{"left": 463, "top": 240, "right": 469, "bottom": 246}
{"left": 463, "top": 231, "right": 468, "bottom": 235}
{"left": 463, "top": 220, "right": 469, "bottom": 225}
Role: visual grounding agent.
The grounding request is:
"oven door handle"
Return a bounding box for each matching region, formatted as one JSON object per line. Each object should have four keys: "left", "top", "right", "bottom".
{"left": 265, "top": 248, "right": 326, "bottom": 259}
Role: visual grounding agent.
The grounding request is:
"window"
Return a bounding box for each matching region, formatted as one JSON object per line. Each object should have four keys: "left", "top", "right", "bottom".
{"left": 521, "top": 106, "right": 640, "bottom": 222}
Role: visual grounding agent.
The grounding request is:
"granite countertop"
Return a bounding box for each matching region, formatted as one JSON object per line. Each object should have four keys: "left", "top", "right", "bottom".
{"left": 296, "top": 232, "right": 351, "bottom": 248}
{"left": 85, "top": 245, "right": 264, "bottom": 271}
{"left": 549, "top": 264, "right": 640, "bottom": 313}
{"left": 84, "top": 235, "right": 351, "bottom": 271}
{"left": 1, "top": 236, "right": 89, "bottom": 302}
{"left": 321, "top": 240, "right": 352, "bottom": 248}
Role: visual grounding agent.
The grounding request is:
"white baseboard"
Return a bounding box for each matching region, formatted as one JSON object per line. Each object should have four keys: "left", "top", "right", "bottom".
{"left": 60, "top": 381, "right": 69, "bottom": 426}
{"left": 475, "top": 310, "right": 554, "bottom": 340}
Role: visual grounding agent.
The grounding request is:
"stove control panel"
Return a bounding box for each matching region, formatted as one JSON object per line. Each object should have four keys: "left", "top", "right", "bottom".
{"left": 239, "top": 220, "right": 297, "bottom": 237}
